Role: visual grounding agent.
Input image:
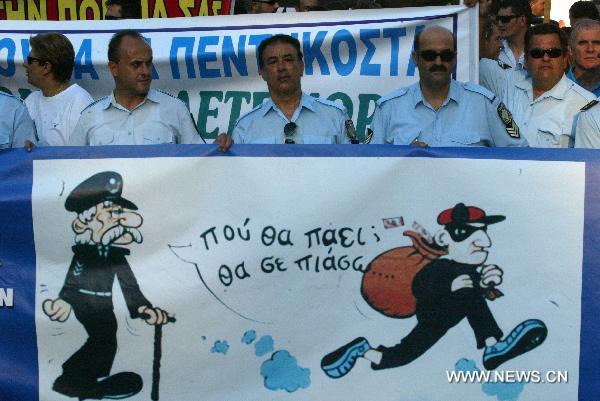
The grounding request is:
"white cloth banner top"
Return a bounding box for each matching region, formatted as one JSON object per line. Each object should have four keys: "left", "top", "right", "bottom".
{"left": 0, "top": 6, "right": 478, "bottom": 140}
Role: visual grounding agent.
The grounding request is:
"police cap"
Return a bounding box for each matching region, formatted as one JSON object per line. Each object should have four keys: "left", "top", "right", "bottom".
{"left": 65, "top": 171, "right": 137, "bottom": 213}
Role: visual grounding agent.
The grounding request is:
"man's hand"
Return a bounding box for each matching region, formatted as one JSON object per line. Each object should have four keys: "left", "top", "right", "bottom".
{"left": 24, "top": 140, "right": 35, "bottom": 152}
{"left": 451, "top": 274, "right": 473, "bottom": 292}
{"left": 213, "top": 133, "right": 233, "bottom": 152}
{"left": 479, "top": 264, "right": 503, "bottom": 288}
{"left": 138, "top": 305, "right": 171, "bottom": 326}
{"left": 411, "top": 139, "right": 429, "bottom": 147}
{"left": 43, "top": 298, "right": 72, "bottom": 322}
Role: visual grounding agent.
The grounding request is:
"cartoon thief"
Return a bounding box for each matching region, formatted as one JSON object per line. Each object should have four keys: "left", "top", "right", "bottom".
{"left": 42, "top": 171, "right": 171, "bottom": 400}
{"left": 321, "top": 203, "right": 547, "bottom": 378}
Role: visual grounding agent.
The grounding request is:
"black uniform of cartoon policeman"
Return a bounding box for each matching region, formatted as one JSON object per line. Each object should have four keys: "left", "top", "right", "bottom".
{"left": 43, "top": 171, "right": 170, "bottom": 400}
{"left": 321, "top": 203, "right": 548, "bottom": 378}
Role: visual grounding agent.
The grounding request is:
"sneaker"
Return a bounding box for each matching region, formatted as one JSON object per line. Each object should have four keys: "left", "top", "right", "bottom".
{"left": 483, "top": 319, "right": 547, "bottom": 370}
{"left": 321, "top": 337, "right": 371, "bottom": 379}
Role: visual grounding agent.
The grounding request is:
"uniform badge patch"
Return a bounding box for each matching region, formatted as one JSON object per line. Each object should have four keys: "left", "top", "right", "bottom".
{"left": 497, "top": 102, "right": 520, "bottom": 139}
{"left": 581, "top": 100, "right": 599, "bottom": 112}
{"left": 364, "top": 128, "right": 374, "bottom": 144}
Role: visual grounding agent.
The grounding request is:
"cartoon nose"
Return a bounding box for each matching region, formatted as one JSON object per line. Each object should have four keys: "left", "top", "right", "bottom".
{"left": 119, "top": 211, "right": 142, "bottom": 228}
{"left": 473, "top": 231, "right": 491, "bottom": 247}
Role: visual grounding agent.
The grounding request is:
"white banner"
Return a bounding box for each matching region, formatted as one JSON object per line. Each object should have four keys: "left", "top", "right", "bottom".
{"left": 0, "top": 6, "right": 478, "bottom": 140}
{"left": 31, "top": 151, "right": 582, "bottom": 401}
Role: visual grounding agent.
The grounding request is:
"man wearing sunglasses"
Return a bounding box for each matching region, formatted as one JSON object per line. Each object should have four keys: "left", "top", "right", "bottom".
{"left": 70, "top": 30, "right": 202, "bottom": 146}
{"left": 104, "top": 0, "right": 142, "bottom": 19}
{"left": 480, "top": 23, "right": 596, "bottom": 147}
{"left": 228, "top": 34, "right": 354, "bottom": 144}
{"left": 249, "top": 0, "right": 280, "bottom": 13}
{"left": 567, "top": 19, "right": 600, "bottom": 97}
{"left": 24, "top": 33, "right": 93, "bottom": 146}
{"left": 496, "top": 0, "right": 531, "bottom": 72}
{"left": 369, "top": 26, "right": 526, "bottom": 147}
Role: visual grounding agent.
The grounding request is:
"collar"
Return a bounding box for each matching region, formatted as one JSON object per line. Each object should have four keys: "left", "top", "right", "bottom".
{"left": 259, "top": 92, "right": 314, "bottom": 117}
{"left": 411, "top": 80, "right": 459, "bottom": 108}
{"left": 516, "top": 74, "right": 572, "bottom": 101}
{"left": 567, "top": 66, "right": 600, "bottom": 92}
{"left": 105, "top": 89, "right": 158, "bottom": 111}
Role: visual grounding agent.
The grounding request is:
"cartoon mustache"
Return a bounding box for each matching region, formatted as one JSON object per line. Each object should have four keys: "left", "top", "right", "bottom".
{"left": 101, "top": 225, "right": 143, "bottom": 246}
{"left": 429, "top": 65, "right": 447, "bottom": 72}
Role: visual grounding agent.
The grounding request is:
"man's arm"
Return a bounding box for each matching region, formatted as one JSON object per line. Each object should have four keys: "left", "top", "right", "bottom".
{"left": 12, "top": 101, "right": 37, "bottom": 148}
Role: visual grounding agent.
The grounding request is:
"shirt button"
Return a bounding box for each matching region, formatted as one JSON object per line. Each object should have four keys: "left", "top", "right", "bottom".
{"left": 128, "top": 132, "right": 132, "bottom": 136}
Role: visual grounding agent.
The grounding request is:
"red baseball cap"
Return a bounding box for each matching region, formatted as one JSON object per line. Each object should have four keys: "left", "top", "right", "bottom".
{"left": 437, "top": 203, "right": 505, "bottom": 226}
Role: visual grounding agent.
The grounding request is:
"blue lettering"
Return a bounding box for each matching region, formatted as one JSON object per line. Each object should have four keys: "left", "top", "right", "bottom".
{"left": 198, "top": 36, "right": 221, "bottom": 78}
{"left": 74, "top": 39, "right": 99, "bottom": 80}
{"left": 303, "top": 31, "right": 330, "bottom": 75}
{"left": 249, "top": 34, "right": 272, "bottom": 68}
{"left": 170, "top": 37, "right": 196, "bottom": 79}
{"left": 330, "top": 30, "right": 356, "bottom": 77}
{"left": 21, "top": 39, "right": 29, "bottom": 59}
{"left": 406, "top": 25, "right": 425, "bottom": 77}
{"left": 383, "top": 28, "right": 406, "bottom": 76}
{"left": 222, "top": 35, "right": 248, "bottom": 77}
{"left": 0, "top": 38, "right": 16, "bottom": 77}
{"left": 359, "top": 29, "right": 381, "bottom": 76}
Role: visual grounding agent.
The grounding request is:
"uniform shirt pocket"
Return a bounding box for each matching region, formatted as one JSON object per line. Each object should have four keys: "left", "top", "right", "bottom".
{"left": 89, "top": 130, "right": 116, "bottom": 146}
{"left": 536, "top": 122, "right": 562, "bottom": 147}
{"left": 448, "top": 130, "right": 482, "bottom": 146}
{"left": 143, "top": 130, "right": 175, "bottom": 144}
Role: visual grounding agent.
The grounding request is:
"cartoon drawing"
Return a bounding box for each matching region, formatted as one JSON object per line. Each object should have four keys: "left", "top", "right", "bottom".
{"left": 321, "top": 203, "right": 547, "bottom": 378}
{"left": 42, "top": 171, "right": 173, "bottom": 400}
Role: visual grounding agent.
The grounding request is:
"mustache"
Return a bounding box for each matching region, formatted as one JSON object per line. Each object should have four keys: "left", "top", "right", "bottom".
{"left": 429, "top": 65, "right": 447, "bottom": 72}
{"left": 101, "top": 225, "right": 143, "bottom": 246}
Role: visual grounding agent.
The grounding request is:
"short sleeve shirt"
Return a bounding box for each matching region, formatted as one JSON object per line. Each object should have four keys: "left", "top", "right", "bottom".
{"left": 0, "top": 91, "right": 36, "bottom": 149}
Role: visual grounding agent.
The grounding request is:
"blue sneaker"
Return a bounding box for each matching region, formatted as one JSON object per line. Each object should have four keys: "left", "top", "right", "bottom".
{"left": 483, "top": 319, "right": 547, "bottom": 370}
{"left": 321, "top": 337, "right": 371, "bottom": 379}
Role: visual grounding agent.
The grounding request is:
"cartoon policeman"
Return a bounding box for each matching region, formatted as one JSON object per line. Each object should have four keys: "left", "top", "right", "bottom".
{"left": 42, "top": 171, "right": 171, "bottom": 400}
{"left": 321, "top": 203, "right": 547, "bottom": 378}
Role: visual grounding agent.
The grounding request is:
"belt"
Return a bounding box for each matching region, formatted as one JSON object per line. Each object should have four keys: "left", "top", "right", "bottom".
{"left": 78, "top": 289, "right": 112, "bottom": 297}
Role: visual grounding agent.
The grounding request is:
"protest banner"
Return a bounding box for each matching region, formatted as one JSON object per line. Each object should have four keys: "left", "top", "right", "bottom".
{"left": 0, "top": 6, "right": 478, "bottom": 140}
{"left": 0, "top": 0, "right": 233, "bottom": 20}
{"left": 0, "top": 144, "right": 598, "bottom": 401}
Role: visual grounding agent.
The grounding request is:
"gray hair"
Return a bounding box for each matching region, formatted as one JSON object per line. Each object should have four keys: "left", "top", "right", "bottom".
{"left": 569, "top": 18, "right": 600, "bottom": 48}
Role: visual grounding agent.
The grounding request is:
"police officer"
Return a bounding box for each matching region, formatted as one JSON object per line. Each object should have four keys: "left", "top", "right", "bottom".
{"left": 369, "top": 26, "right": 526, "bottom": 147}
{"left": 43, "top": 171, "right": 170, "bottom": 400}
{"left": 69, "top": 30, "right": 201, "bottom": 146}
{"left": 480, "top": 23, "right": 596, "bottom": 147}
{"left": 566, "top": 19, "right": 600, "bottom": 97}
{"left": 575, "top": 98, "right": 600, "bottom": 148}
{"left": 225, "top": 34, "right": 355, "bottom": 145}
{"left": 0, "top": 91, "right": 36, "bottom": 149}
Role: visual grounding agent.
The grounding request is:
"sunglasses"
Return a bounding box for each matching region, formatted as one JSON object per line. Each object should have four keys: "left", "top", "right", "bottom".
{"left": 496, "top": 15, "right": 519, "bottom": 23}
{"left": 26, "top": 56, "right": 47, "bottom": 65}
{"left": 284, "top": 122, "right": 297, "bottom": 144}
{"left": 528, "top": 48, "right": 563, "bottom": 58}
{"left": 419, "top": 50, "right": 455, "bottom": 62}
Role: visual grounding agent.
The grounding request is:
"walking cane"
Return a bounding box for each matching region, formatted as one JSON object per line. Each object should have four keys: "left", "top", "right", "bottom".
{"left": 151, "top": 315, "right": 176, "bottom": 401}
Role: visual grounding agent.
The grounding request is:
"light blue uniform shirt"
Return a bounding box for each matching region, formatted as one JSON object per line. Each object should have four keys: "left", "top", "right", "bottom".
{"left": 0, "top": 91, "right": 36, "bottom": 149}
{"left": 498, "top": 39, "right": 525, "bottom": 72}
{"left": 369, "top": 80, "right": 527, "bottom": 147}
{"left": 575, "top": 99, "right": 600, "bottom": 148}
{"left": 70, "top": 89, "right": 201, "bottom": 145}
{"left": 480, "top": 58, "right": 596, "bottom": 147}
{"left": 232, "top": 93, "right": 350, "bottom": 144}
{"left": 566, "top": 67, "right": 600, "bottom": 97}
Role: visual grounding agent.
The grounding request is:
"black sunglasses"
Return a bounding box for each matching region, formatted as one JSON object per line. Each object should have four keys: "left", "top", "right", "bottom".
{"left": 419, "top": 50, "right": 455, "bottom": 62}
{"left": 284, "top": 122, "right": 297, "bottom": 144}
{"left": 26, "top": 56, "right": 47, "bottom": 65}
{"left": 496, "top": 15, "right": 519, "bottom": 23}
{"left": 528, "top": 48, "right": 563, "bottom": 59}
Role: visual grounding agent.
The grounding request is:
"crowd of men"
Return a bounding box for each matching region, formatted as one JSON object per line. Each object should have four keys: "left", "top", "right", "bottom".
{"left": 1, "top": 0, "right": 600, "bottom": 151}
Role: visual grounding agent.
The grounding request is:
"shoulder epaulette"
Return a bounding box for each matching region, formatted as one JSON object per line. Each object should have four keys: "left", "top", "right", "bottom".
{"left": 581, "top": 99, "right": 599, "bottom": 112}
{"left": 376, "top": 87, "right": 409, "bottom": 107}
{"left": 463, "top": 82, "right": 496, "bottom": 102}
{"left": 236, "top": 103, "right": 264, "bottom": 124}
{"left": 497, "top": 60, "right": 511, "bottom": 70}
{"left": 81, "top": 96, "right": 109, "bottom": 112}
{"left": 313, "top": 97, "right": 346, "bottom": 113}
{"left": 0, "top": 90, "right": 22, "bottom": 102}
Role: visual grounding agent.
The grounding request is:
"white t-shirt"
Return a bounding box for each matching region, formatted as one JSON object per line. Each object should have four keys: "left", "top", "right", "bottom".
{"left": 25, "top": 83, "right": 93, "bottom": 146}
